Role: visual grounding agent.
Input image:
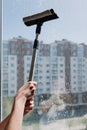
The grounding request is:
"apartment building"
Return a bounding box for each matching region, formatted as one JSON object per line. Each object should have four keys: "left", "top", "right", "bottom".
{"left": 2, "top": 41, "right": 8, "bottom": 96}
{"left": 2, "top": 37, "right": 87, "bottom": 109}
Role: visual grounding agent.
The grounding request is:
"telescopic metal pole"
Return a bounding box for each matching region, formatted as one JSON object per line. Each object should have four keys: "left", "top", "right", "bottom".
{"left": 28, "top": 23, "right": 43, "bottom": 81}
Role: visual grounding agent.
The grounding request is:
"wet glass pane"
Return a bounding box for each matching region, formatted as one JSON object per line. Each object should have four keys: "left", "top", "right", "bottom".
{"left": 2, "top": 0, "right": 87, "bottom": 130}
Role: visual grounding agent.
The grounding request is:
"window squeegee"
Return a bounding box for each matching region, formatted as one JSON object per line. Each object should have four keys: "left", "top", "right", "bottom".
{"left": 23, "top": 9, "right": 59, "bottom": 81}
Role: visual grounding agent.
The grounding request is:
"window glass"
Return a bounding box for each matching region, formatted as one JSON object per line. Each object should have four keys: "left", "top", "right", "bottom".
{"left": 2, "top": 1, "right": 87, "bottom": 130}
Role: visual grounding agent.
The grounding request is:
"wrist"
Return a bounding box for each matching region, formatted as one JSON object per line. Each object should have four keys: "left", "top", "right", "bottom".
{"left": 11, "top": 97, "right": 26, "bottom": 116}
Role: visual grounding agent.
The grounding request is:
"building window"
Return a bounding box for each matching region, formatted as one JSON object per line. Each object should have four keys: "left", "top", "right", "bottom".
{"left": 73, "top": 87, "right": 76, "bottom": 91}
{"left": 46, "top": 76, "right": 50, "bottom": 79}
{"left": 11, "top": 70, "right": 14, "bottom": 73}
{"left": 52, "top": 70, "right": 58, "bottom": 74}
{"left": 52, "top": 64, "right": 57, "bottom": 68}
{"left": 27, "top": 64, "right": 30, "bottom": 67}
{"left": 10, "top": 90, "right": 15, "bottom": 94}
{"left": 73, "top": 64, "right": 76, "bottom": 67}
{"left": 73, "top": 76, "right": 76, "bottom": 78}
{"left": 73, "top": 81, "right": 76, "bottom": 84}
{"left": 27, "top": 70, "right": 29, "bottom": 73}
{"left": 11, "top": 64, "right": 14, "bottom": 67}
{"left": 46, "top": 82, "right": 50, "bottom": 85}
{"left": 73, "top": 70, "right": 76, "bottom": 73}
{"left": 39, "top": 76, "right": 42, "bottom": 79}
{"left": 39, "top": 82, "right": 43, "bottom": 86}
{"left": 52, "top": 76, "right": 57, "bottom": 80}
{"left": 27, "top": 57, "right": 30, "bottom": 60}
{"left": 46, "top": 70, "right": 50, "bottom": 73}
{"left": 46, "top": 88, "right": 50, "bottom": 91}
{"left": 11, "top": 57, "right": 15, "bottom": 60}
{"left": 40, "top": 89, "right": 43, "bottom": 92}
{"left": 3, "top": 57, "right": 8, "bottom": 61}
{"left": 78, "top": 87, "right": 82, "bottom": 91}
{"left": 73, "top": 58, "right": 76, "bottom": 61}
{"left": 46, "top": 64, "right": 50, "bottom": 67}
{"left": 35, "top": 70, "right": 38, "bottom": 74}
{"left": 60, "top": 70, "right": 63, "bottom": 73}
{"left": 34, "top": 76, "right": 38, "bottom": 80}
{"left": 83, "top": 81, "right": 85, "bottom": 84}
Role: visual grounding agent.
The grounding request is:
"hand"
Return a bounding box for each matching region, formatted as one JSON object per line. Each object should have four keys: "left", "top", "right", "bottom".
{"left": 12, "top": 81, "right": 37, "bottom": 116}
{"left": 24, "top": 97, "right": 34, "bottom": 115}
{"left": 23, "top": 81, "right": 37, "bottom": 115}
{"left": 0, "top": 82, "right": 37, "bottom": 130}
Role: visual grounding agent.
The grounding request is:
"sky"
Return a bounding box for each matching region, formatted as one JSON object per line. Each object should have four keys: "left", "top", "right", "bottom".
{"left": 2, "top": 0, "right": 87, "bottom": 44}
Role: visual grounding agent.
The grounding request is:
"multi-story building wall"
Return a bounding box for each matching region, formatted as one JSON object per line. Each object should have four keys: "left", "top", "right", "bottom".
{"left": 2, "top": 37, "right": 87, "bottom": 109}
{"left": 50, "top": 40, "right": 87, "bottom": 109}
{"left": 8, "top": 36, "right": 32, "bottom": 92}
{"left": 50, "top": 42, "right": 65, "bottom": 94}
{"left": 8, "top": 55, "right": 17, "bottom": 96}
{"left": 2, "top": 41, "right": 9, "bottom": 96}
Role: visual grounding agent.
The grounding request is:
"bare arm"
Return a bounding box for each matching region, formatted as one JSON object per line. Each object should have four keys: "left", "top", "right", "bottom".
{"left": 0, "top": 81, "right": 37, "bottom": 130}
{"left": 0, "top": 114, "right": 11, "bottom": 130}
